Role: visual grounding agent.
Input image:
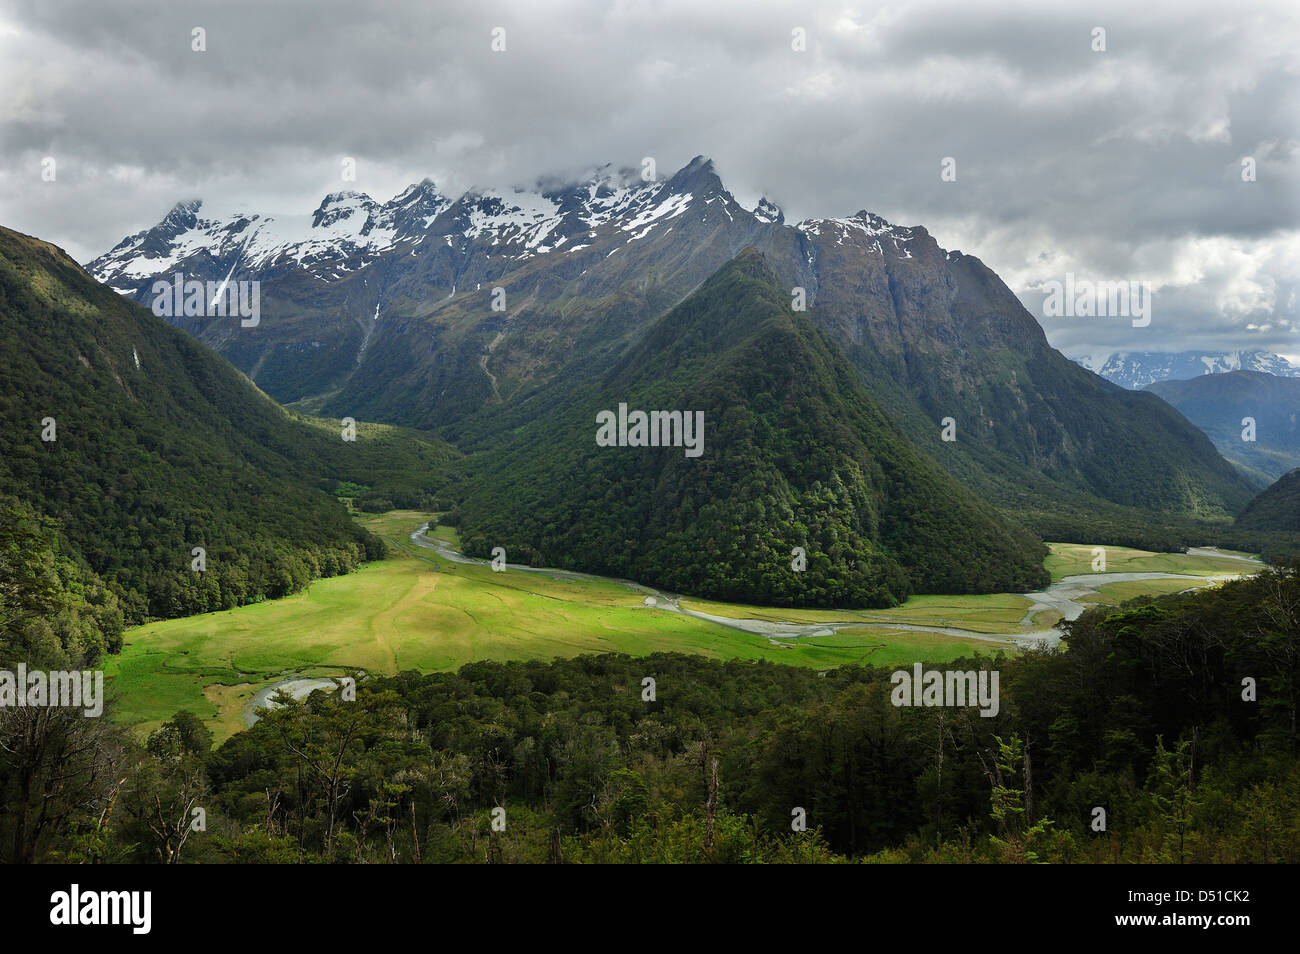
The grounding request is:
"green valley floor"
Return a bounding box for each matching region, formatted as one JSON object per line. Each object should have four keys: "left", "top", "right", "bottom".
{"left": 103, "top": 511, "right": 1262, "bottom": 740}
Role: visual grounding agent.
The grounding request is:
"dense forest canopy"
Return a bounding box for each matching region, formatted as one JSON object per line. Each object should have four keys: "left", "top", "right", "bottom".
{"left": 1, "top": 553, "right": 1295, "bottom": 863}
{"left": 1238, "top": 468, "right": 1300, "bottom": 533}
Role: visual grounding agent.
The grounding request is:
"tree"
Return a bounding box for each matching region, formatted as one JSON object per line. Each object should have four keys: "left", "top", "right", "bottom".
{"left": 1147, "top": 735, "right": 1199, "bottom": 864}
{"left": 0, "top": 705, "right": 125, "bottom": 863}
{"left": 983, "top": 734, "right": 1058, "bottom": 863}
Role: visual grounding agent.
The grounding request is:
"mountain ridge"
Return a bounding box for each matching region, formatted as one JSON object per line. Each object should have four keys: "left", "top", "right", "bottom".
{"left": 1146, "top": 370, "right": 1300, "bottom": 485}
{"left": 1238, "top": 467, "right": 1300, "bottom": 532}
{"left": 86, "top": 156, "right": 1261, "bottom": 543}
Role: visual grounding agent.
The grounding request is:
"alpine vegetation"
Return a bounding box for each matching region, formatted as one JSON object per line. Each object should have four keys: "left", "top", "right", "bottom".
{"left": 595, "top": 404, "right": 704, "bottom": 457}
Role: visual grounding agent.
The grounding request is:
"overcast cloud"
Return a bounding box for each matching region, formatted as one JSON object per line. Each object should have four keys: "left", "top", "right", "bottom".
{"left": 1, "top": 0, "right": 1296, "bottom": 360}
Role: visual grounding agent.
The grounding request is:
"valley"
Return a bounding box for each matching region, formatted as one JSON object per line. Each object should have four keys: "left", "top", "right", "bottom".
{"left": 4, "top": 0, "right": 1298, "bottom": 877}
{"left": 103, "top": 510, "right": 1261, "bottom": 742}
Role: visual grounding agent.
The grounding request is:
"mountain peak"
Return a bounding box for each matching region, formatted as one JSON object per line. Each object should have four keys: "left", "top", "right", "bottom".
{"left": 317, "top": 190, "right": 375, "bottom": 208}
{"left": 390, "top": 178, "right": 440, "bottom": 202}
{"left": 852, "top": 210, "right": 895, "bottom": 231}
{"left": 665, "top": 155, "right": 725, "bottom": 196}
{"left": 158, "top": 199, "right": 202, "bottom": 233}
{"left": 754, "top": 197, "right": 784, "bottom": 225}
{"left": 312, "top": 191, "right": 378, "bottom": 229}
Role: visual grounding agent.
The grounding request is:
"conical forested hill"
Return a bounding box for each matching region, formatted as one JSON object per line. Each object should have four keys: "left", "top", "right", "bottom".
{"left": 453, "top": 249, "right": 1049, "bottom": 607}
{"left": 1238, "top": 469, "right": 1300, "bottom": 533}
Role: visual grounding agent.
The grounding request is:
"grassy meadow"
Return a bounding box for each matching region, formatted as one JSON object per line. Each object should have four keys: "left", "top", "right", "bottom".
{"left": 104, "top": 516, "right": 1261, "bottom": 741}
{"left": 1043, "top": 542, "right": 1257, "bottom": 581}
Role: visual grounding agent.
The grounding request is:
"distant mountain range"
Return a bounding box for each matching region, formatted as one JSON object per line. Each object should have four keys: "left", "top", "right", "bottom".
{"left": 79, "top": 155, "right": 1274, "bottom": 596}
{"left": 1072, "top": 350, "right": 1300, "bottom": 390}
{"left": 1146, "top": 371, "right": 1300, "bottom": 486}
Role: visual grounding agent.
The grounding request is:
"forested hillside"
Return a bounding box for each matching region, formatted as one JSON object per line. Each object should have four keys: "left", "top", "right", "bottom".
{"left": 1238, "top": 468, "right": 1300, "bottom": 532}
{"left": 452, "top": 250, "right": 1049, "bottom": 606}
{"left": 0, "top": 227, "right": 453, "bottom": 628}
{"left": 804, "top": 237, "right": 1260, "bottom": 537}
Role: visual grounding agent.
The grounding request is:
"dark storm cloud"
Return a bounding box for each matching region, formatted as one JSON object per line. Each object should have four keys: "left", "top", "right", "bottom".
{"left": 1, "top": 0, "right": 1296, "bottom": 359}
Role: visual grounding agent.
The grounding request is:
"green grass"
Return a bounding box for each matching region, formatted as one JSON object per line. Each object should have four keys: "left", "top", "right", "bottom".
{"left": 424, "top": 523, "right": 461, "bottom": 550}
{"left": 1043, "top": 542, "right": 1258, "bottom": 582}
{"left": 106, "top": 512, "right": 1002, "bottom": 741}
{"left": 1030, "top": 609, "right": 1063, "bottom": 628}
{"left": 109, "top": 519, "right": 1259, "bottom": 743}
{"left": 1077, "top": 577, "right": 1224, "bottom": 606}
{"left": 679, "top": 592, "right": 1033, "bottom": 635}
{"left": 790, "top": 628, "right": 1015, "bottom": 669}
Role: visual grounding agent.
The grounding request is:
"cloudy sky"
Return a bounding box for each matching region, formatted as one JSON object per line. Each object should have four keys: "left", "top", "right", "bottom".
{"left": 1, "top": 0, "right": 1296, "bottom": 361}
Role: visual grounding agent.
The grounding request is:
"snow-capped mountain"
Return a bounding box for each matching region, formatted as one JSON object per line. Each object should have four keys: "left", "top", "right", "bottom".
{"left": 84, "top": 155, "right": 940, "bottom": 417}
{"left": 1073, "top": 350, "right": 1300, "bottom": 390}
{"left": 88, "top": 156, "right": 936, "bottom": 307}
{"left": 87, "top": 158, "right": 756, "bottom": 294}
{"left": 90, "top": 180, "right": 452, "bottom": 290}
{"left": 78, "top": 155, "right": 1258, "bottom": 528}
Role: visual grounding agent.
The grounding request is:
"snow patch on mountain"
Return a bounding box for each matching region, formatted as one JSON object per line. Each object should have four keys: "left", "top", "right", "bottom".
{"left": 753, "top": 197, "right": 783, "bottom": 225}
{"left": 87, "top": 157, "right": 924, "bottom": 316}
{"left": 796, "top": 211, "right": 931, "bottom": 258}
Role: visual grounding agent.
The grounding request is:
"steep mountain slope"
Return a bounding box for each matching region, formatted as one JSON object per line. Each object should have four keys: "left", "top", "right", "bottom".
{"left": 1237, "top": 468, "right": 1300, "bottom": 532}
{"left": 790, "top": 218, "right": 1260, "bottom": 528}
{"left": 88, "top": 157, "right": 1258, "bottom": 538}
{"left": 323, "top": 158, "right": 791, "bottom": 433}
{"left": 87, "top": 181, "right": 455, "bottom": 403}
{"left": 0, "top": 226, "right": 452, "bottom": 624}
{"left": 453, "top": 250, "right": 1049, "bottom": 607}
{"left": 1146, "top": 371, "right": 1300, "bottom": 485}
{"left": 1073, "top": 350, "right": 1300, "bottom": 390}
